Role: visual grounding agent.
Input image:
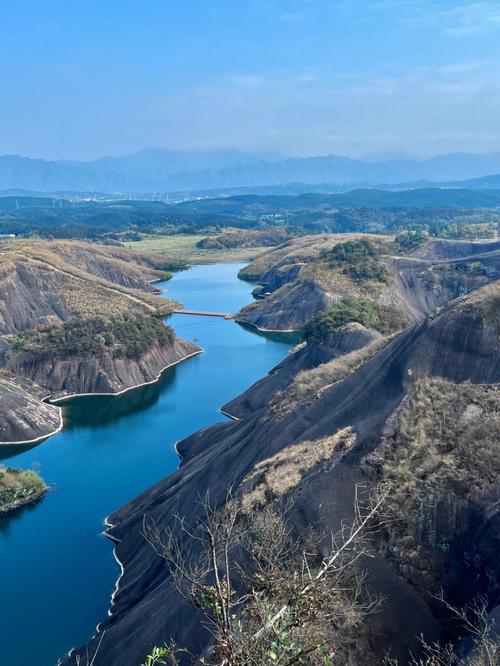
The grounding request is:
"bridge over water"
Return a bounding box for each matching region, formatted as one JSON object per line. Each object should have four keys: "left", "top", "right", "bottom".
{"left": 172, "top": 310, "right": 234, "bottom": 319}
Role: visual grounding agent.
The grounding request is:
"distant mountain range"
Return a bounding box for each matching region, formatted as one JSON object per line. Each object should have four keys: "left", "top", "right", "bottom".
{"left": 2, "top": 148, "right": 500, "bottom": 194}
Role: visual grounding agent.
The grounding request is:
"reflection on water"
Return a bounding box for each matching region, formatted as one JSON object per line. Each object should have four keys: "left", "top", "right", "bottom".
{"left": 59, "top": 364, "right": 179, "bottom": 428}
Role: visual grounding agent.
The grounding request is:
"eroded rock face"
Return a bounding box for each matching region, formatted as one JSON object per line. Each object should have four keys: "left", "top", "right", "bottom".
{"left": 3, "top": 337, "right": 200, "bottom": 400}
{"left": 362, "top": 378, "right": 500, "bottom": 620}
{"left": 0, "top": 374, "right": 61, "bottom": 443}
{"left": 236, "top": 237, "right": 500, "bottom": 332}
{"left": 64, "top": 283, "right": 500, "bottom": 666}
{"left": 412, "top": 238, "right": 500, "bottom": 261}
{"left": 0, "top": 240, "right": 198, "bottom": 443}
{"left": 223, "top": 323, "right": 381, "bottom": 418}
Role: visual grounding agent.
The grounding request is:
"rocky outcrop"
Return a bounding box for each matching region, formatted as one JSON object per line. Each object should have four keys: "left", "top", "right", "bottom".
{"left": 0, "top": 374, "right": 61, "bottom": 444}
{"left": 64, "top": 282, "right": 500, "bottom": 666}
{"left": 237, "top": 236, "right": 500, "bottom": 332}
{"left": 0, "top": 240, "right": 199, "bottom": 443}
{"left": 3, "top": 337, "right": 201, "bottom": 401}
{"left": 412, "top": 238, "right": 500, "bottom": 261}
{"left": 0, "top": 241, "right": 178, "bottom": 336}
{"left": 223, "top": 323, "right": 381, "bottom": 419}
{"left": 238, "top": 278, "right": 336, "bottom": 331}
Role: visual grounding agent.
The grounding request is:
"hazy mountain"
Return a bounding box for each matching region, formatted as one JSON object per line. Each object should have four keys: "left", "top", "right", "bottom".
{"left": 2, "top": 149, "right": 500, "bottom": 194}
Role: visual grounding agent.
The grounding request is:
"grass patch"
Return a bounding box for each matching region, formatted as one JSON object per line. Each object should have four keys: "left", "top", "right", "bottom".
{"left": 238, "top": 428, "right": 356, "bottom": 513}
{"left": 124, "top": 234, "right": 270, "bottom": 264}
{"left": 271, "top": 336, "right": 387, "bottom": 416}
{"left": 0, "top": 465, "right": 47, "bottom": 511}
{"left": 363, "top": 378, "right": 500, "bottom": 574}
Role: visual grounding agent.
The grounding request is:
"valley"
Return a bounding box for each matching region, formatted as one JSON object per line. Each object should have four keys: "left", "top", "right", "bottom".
{"left": 0, "top": 230, "right": 498, "bottom": 666}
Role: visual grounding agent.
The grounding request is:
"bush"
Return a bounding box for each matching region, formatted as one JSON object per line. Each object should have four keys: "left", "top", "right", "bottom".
{"left": 325, "top": 239, "right": 389, "bottom": 283}
{"left": 0, "top": 465, "right": 46, "bottom": 509}
{"left": 303, "top": 298, "right": 408, "bottom": 341}
{"left": 395, "top": 228, "right": 428, "bottom": 253}
{"left": 303, "top": 299, "right": 380, "bottom": 341}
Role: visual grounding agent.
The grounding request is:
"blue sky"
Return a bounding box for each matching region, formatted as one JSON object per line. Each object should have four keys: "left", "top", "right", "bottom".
{"left": 1, "top": 0, "right": 499, "bottom": 160}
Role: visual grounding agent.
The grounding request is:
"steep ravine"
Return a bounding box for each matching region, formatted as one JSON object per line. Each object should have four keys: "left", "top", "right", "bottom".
{"left": 64, "top": 281, "right": 500, "bottom": 665}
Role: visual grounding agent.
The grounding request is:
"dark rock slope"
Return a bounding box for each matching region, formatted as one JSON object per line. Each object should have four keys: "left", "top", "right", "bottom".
{"left": 65, "top": 281, "right": 500, "bottom": 666}
{"left": 0, "top": 374, "right": 61, "bottom": 444}
{"left": 223, "top": 323, "right": 381, "bottom": 419}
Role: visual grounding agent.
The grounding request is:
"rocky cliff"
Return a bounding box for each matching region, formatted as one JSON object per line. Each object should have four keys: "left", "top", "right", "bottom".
{"left": 0, "top": 240, "right": 200, "bottom": 444}
{"left": 65, "top": 279, "right": 500, "bottom": 665}
{"left": 236, "top": 236, "right": 499, "bottom": 332}
{"left": 0, "top": 373, "right": 61, "bottom": 444}
{"left": 3, "top": 337, "right": 200, "bottom": 401}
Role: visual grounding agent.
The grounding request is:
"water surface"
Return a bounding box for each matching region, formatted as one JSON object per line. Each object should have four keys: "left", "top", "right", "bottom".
{"left": 0, "top": 263, "right": 294, "bottom": 666}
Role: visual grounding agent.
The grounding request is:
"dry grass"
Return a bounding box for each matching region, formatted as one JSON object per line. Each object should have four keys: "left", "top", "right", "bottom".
{"left": 0, "top": 240, "right": 179, "bottom": 332}
{"left": 457, "top": 279, "right": 500, "bottom": 334}
{"left": 384, "top": 378, "right": 499, "bottom": 492}
{"left": 271, "top": 335, "right": 387, "bottom": 416}
{"left": 238, "top": 427, "right": 356, "bottom": 513}
{"left": 363, "top": 378, "right": 500, "bottom": 572}
{"left": 239, "top": 233, "right": 394, "bottom": 279}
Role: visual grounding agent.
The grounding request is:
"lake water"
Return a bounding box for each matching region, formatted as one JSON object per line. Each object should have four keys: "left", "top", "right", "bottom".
{"left": 0, "top": 263, "right": 295, "bottom": 666}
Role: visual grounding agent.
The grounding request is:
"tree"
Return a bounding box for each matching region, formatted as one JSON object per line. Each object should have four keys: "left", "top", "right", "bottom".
{"left": 142, "top": 484, "right": 389, "bottom": 666}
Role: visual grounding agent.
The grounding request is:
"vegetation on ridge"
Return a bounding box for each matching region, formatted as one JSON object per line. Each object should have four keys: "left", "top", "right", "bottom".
{"left": 324, "top": 238, "right": 390, "bottom": 284}
{"left": 303, "top": 298, "right": 407, "bottom": 341}
{"left": 12, "top": 314, "right": 175, "bottom": 360}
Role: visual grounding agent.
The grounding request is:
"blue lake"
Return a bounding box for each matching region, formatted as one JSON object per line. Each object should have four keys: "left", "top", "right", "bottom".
{"left": 0, "top": 263, "right": 295, "bottom": 666}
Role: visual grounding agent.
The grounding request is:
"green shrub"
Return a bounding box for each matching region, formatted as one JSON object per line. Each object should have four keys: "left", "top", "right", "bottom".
{"left": 395, "top": 228, "right": 428, "bottom": 253}
{"left": 304, "top": 298, "right": 408, "bottom": 341}
{"left": 303, "top": 299, "right": 379, "bottom": 341}
{"left": 325, "top": 239, "right": 389, "bottom": 283}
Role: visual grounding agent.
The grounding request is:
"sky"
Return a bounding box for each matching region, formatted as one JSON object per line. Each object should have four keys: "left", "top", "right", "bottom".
{"left": 0, "top": 0, "right": 499, "bottom": 161}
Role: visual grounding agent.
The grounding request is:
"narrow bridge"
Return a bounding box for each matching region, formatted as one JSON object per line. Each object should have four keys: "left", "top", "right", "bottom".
{"left": 172, "top": 310, "right": 234, "bottom": 319}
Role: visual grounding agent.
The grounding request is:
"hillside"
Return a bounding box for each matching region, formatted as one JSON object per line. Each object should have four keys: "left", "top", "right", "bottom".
{"left": 0, "top": 240, "right": 201, "bottom": 443}
{"left": 64, "top": 275, "right": 500, "bottom": 666}
{"left": 236, "top": 236, "right": 500, "bottom": 332}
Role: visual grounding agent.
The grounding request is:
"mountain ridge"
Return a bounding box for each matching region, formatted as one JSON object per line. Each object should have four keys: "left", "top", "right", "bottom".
{"left": 4, "top": 149, "right": 500, "bottom": 194}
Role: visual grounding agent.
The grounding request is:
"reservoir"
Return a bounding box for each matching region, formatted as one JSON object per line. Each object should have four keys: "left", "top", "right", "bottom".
{"left": 0, "top": 263, "right": 295, "bottom": 666}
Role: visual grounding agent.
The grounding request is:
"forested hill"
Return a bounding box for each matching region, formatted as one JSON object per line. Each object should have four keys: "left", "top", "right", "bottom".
{"left": 2, "top": 188, "right": 499, "bottom": 241}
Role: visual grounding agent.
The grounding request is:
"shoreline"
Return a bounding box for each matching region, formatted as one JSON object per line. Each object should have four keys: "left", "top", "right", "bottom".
{"left": 0, "top": 400, "right": 64, "bottom": 446}
{"left": 0, "top": 487, "right": 48, "bottom": 515}
{"left": 48, "top": 348, "right": 203, "bottom": 404}
{"left": 0, "top": 348, "right": 203, "bottom": 446}
{"left": 99, "top": 400, "right": 240, "bottom": 634}
{"left": 218, "top": 408, "right": 239, "bottom": 421}
{"left": 235, "top": 318, "right": 300, "bottom": 334}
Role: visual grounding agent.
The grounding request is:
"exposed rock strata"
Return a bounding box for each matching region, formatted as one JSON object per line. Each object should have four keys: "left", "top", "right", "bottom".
{"left": 223, "top": 323, "right": 381, "bottom": 419}
{"left": 0, "top": 240, "right": 199, "bottom": 443}
{"left": 4, "top": 338, "right": 200, "bottom": 400}
{"left": 0, "top": 374, "right": 61, "bottom": 444}
{"left": 237, "top": 237, "right": 500, "bottom": 332}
